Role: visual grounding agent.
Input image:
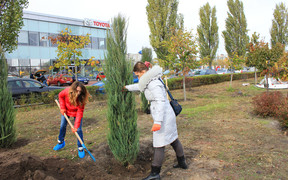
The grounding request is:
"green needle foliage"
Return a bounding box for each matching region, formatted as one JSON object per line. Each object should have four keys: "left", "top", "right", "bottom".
{"left": 197, "top": 2, "right": 219, "bottom": 69}
{"left": 0, "top": 47, "right": 16, "bottom": 147}
{"left": 104, "top": 14, "right": 139, "bottom": 166}
{"left": 140, "top": 47, "right": 152, "bottom": 113}
{"left": 0, "top": 0, "right": 27, "bottom": 147}
{"left": 270, "top": 2, "right": 288, "bottom": 48}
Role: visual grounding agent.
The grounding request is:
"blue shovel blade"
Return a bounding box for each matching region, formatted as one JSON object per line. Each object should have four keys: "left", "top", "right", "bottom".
{"left": 82, "top": 144, "right": 96, "bottom": 162}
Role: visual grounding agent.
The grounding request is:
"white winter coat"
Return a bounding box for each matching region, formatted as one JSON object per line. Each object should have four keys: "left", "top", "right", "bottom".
{"left": 125, "top": 65, "right": 178, "bottom": 147}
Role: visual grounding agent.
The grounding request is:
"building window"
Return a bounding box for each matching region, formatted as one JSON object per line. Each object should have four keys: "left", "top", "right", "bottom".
{"left": 7, "top": 59, "right": 19, "bottom": 66}
{"left": 85, "top": 37, "right": 92, "bottom": 49}
{"left": 29, "top": 31, "right": 40, "bottom": 46}
{"left": 31, "top": 59, "right": 41, "bottom": 66}
{"left": 19, "top": 59, "right": 30, "bottom": 66}
{"left": 41, "top": 59, "right": 50, "bottom": 67}
{"left": 18, "top": 31, "right": 29, "bottom": 45}
{"left": 40, "top": 32, "right": 49, "bottom": 47}
{"left": 99, "top": 38, "right": 106, "bottom": 49}
{"left": 91, "top": 37, "right": 99, "bottom": 49}
{"left": 49, "top": 33, "right": 58, "bottom": 47}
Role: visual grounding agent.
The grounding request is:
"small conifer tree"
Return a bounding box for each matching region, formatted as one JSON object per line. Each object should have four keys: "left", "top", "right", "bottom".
{"left": 140, "top": 47, "right": 153, "bottom": 113}
{"left": 0, "top": 47, "right": 16, "bottom": 147}
{"left": 104, "top": 14, "right": 139, "bottom": 165}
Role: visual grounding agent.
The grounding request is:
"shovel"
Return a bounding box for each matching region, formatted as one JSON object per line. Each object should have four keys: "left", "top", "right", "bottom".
{"left": 55, "top": 99, "right": 96, "bottom": 162}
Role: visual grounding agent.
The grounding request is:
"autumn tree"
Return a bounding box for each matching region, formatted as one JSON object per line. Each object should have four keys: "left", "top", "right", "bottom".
{"left": 140, "top": 47, "right": 153, "bottom": 113}
{"left": 104, "top": 14, "right": 139, "bottom": 165}
{"left": 270, "top": 2, "right": 288, "bottom": 48}
{"left": 164, "top": 29, "right": 198, "bottom": 101}
{"left": 222, "top": 0, "right": 249, "bottom": 58}
{"left": 246, "top": 32, "right": 261, "bottom": 84}
{"left": 49, "top": 28, "right": 96, "bottom": 79}
{"left": 274, "top": 51, "right": 288, "bottom": 81}
{"left": 227, "top": 53, "right": 246, "bottom": 87}
{"left": 0, "top": 0, "right": 28, "bottom": 147}
{"left": 197, "top": 2, "right": 219, "bottom": 69}
{"left": 252, "top": 42, "right": 284, "bottom": 91}
{"left": 146, "top": 0, "right": 183, "bottom": 68}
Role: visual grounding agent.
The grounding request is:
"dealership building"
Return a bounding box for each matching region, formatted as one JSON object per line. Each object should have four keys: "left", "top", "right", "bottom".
{"left": 5, "top": 11, "right": 109, "bottom": 78}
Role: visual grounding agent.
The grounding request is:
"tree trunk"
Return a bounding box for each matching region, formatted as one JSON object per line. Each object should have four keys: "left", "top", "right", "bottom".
{"left": 265, "top": 74, "right": 269, "bottom": 92}
{"left": 183, "top": 75, "right": 186, "bottom": 101}
{"left": 74, "top": 54, "right": 77, "bottom": 80}
{"left": 230, "top": 73, "right": 233, "bottom": 87}
{"left": 254, "top": 67, "right": 257, "bottom": 84}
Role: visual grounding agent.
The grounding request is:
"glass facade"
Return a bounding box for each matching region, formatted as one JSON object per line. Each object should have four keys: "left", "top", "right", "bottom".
{"left": 5, "top": 11, "right": 108, "bottom": 78}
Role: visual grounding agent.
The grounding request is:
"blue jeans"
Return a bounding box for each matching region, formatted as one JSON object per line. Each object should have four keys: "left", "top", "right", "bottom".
{"left": 58, "top": 115, "right": 83, "bottom": 148}
{"left": 43, "top": 80, "right": 48, "bottom": 86}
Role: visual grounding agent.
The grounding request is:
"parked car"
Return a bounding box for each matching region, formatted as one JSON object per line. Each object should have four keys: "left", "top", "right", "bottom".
{"left": 47, "top": 74, "right": 73, "bottom": 86}
{"left": 96, "top": 72, "right": 105, "bottom": 81}
{"left": 216, "top": 69, "right": 235, "bottom": 74}
{"left": 7, "top": 77, "right": 63, "bottom": 99}
{"left": 72, "top": 75, "right": 89, "bottom": 84}
{"left": 91, "top": 78, "right": 106, "bottom": 94}
{"left": 195, "top": 69, "right": 217, "bottom": 76}
{"left": 92, "top": 74, "right": 138, "bottom": 94}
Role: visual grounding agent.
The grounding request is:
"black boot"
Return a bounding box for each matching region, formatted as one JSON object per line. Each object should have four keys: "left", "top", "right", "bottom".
{"left": 173, "top": 155, "right": 188, "bottom": 169}
{"left": 142, "top": 166, "right": 161, "bottom": 180}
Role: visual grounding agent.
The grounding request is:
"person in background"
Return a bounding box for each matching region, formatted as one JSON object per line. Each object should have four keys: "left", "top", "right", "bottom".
{"left": 30, "top": 72, "right": 35, "bottom": 79}
{"left": 53, "top": 81, "right": 89, "bottom": 158}
{"left": 124, "top": 62, "right": 188, "bottom": 180}
{"left": 37, "top": 73, "right": 48, "bottom": 86}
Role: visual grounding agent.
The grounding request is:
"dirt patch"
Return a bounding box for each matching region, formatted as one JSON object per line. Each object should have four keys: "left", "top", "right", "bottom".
{"left": 0, "top": 140, "right": 199, "bottom": 180}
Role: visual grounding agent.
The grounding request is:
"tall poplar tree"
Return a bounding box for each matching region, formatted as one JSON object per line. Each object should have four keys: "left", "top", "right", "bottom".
{"left": 140, "top": 47, "right": 153, "bottom": 113}
{"left": 270, "top": 2, "right": 288, "bottom": 48}
{"left": 222, "top": 0, "right": 249, "bottom": 58}
{"left": 104, "top": 14, "right": 139, "bottom": 165}
{"left": 0, "top": 0, "right": 28, "bottom": 147}
{"left": 0, "top": 0, "right": 28, "bottom": 53}
{"left": 146, "top": 0, "right": 182, "bottom": 68}
{"left": 197, "top": 3, "right": 219, "bottom": 69}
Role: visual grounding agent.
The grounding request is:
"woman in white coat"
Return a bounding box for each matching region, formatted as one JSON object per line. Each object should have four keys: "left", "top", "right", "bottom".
{"left": 125, "top": 62, "right": 187, "bottom": 180}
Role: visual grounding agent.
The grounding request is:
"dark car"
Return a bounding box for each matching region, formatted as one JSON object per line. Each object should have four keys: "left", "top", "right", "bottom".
{"left": 195, "top": 69, "right": 217, "bottom": 76}
{"left": 72, "top": 75, "right": 90, "bottom": 84}
{"left": 7, "top": 78, "right": 64, "bottom": 98}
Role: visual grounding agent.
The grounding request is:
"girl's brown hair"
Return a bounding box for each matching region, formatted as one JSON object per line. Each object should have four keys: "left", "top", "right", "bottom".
{"left": 68, "top": 81, "right": 89, "bottom": 107}
{"left": 133, "top": 61, "right": 149, "bottom": 72}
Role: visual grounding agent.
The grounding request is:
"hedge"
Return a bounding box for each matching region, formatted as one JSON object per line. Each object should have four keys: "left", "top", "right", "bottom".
{"left": 166, "top": 72, "right": 260, "bottom": 90}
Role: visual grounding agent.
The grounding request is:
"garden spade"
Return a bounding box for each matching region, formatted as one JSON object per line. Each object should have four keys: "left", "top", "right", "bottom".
{"left": 55, "top": 99, "right": 96, "bottom": 162}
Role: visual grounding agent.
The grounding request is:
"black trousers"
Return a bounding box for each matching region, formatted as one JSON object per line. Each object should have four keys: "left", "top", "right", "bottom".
{"left": 152, "top": 138, "right": 184, "bottom": 167}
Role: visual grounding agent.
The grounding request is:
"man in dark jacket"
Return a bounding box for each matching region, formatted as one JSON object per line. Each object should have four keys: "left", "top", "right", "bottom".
{"left": 37, "top": 73, "right": 47, "bottom": 86}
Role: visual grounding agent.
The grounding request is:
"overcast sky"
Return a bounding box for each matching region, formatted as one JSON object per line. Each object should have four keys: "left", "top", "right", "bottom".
{"left": 26, "top": 0, "right": 286, "bottom": 58}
